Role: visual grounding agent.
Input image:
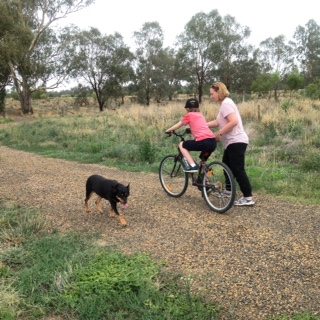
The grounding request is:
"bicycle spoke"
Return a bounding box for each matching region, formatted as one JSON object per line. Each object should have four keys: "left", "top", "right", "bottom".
{"left": 202, "top": 161, "right": 236, "bottom": 213}
{"left": 159, "top": 155, "right": 188, "bottom": 197}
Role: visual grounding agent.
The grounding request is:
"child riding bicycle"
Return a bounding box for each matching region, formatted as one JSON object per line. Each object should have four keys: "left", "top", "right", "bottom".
{"left": 165, "top": 98, "right": 217, "bottom": 172}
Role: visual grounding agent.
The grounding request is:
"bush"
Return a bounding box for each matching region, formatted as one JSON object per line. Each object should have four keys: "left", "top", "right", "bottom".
{"left": 139, "top": 140, "right": 156, "bottom": 163}
{"left": 300, "top": 150, "right": 320, "bottom": 171}
{"left": 305, "top": 81, "right": 320, "bottom": 100}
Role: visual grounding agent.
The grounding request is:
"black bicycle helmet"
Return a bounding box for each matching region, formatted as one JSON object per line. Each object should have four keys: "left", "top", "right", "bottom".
{"left": 185, "top": 98, "right": 199, "bottom": 108}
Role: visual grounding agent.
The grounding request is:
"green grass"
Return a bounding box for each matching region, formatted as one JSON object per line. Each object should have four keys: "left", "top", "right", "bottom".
{"left": 0, "top": 202, "right": 219, "bottom": 319}
{"left": 1, "top": 197, "right": 319, "bottom": 319}
{"left": 0, "top": 111, "right": 319, "bottom": 204}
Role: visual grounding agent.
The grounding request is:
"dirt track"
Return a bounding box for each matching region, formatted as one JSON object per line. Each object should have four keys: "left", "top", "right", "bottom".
{"left": 0, "top": 145, "right": 319, "bottom": 320}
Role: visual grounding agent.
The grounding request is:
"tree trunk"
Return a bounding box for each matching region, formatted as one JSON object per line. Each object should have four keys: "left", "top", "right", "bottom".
{"left": 20, "top": 82, "right": 33, "bottom": 114}
{"left": 10, "top": 65, "right": 33, "bottom": 114}
{"left": 274, "top": 88, "right": 278, "bottom": 101}
{"left": 98, "top": 100, "right": 104, "bottom": 112}
{"left": 93, "top": 87, "right": 105, "bottom": 111}
{"left": 198, "top": 85, "right": 203, "bottom": 103}
{"left": 0, "top": 86, "right": 6, "bottom": 116}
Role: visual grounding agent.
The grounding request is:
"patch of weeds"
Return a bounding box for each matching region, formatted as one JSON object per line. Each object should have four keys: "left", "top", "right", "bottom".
{"left": 139, "top": 139, "right": 156, "bottom": 163}
{"left": 273, "top": 143, "right": 303, "bottom": 165}
{"left": 299, "top": 150, "right": 320, "bottom": 172}
{"left": 0, "top": 117, "right": 13, "bottom": 125}
{"left": 59, "top": 252, "right": 218, "bottom": 320}
{"left": 280, "top": 99, "right": 295, "bottom": 113}
{"left": 0, "top": 280, "right": 21, "bottom": 320}
{"left": 2, "top": 233, "right": 91, "bottom": 317}
{"left": 255, "top": 122, "right": 277, "bottom": 146}
{"left": 0, "top": 202, "right": 46, "bottom": 247}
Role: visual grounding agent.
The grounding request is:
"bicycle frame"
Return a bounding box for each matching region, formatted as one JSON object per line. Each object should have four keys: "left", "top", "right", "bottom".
{"left": 169, "top": 131, "right": 208, "bottom": 188}
{"left": 159, "top": 129, "right": 236, "bottom": 213}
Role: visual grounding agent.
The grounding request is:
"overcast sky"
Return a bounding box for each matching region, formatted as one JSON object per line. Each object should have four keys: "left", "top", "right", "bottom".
{"left": 62, "top": 0, "right": 320, "bottom": 48}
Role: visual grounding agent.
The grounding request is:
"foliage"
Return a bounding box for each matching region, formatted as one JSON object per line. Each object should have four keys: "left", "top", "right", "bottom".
{"left": 0, "top": 97, "right": 319, "bottom": 204}
{"left": 67, "top": 27, "right": 134, "bottom": 111}
{"left": 304, "top": 80, "right": 320, "bottom": 99}
{"left": 251, "top": 73, "right": 280, "bottom": 96}
{"left": 287, "top": 70, "right": 305, "bottom": 91}
{"left": 134, "top": 22, "right": 166, "bottom": 105}
{"left": 0, "top": 202, "right": 219, "bottom": 320}
{"left": 0, "top": 203, "right": 45, "bottom": 246}
{"left": 299, "top": 150, "right": 320, "bottom": 172}
{"left": 59, "top": 253, "right": 218, "bottom": 319}
{"left": 280, "top": 99, "right": 295, "bottom": 113}
{"left": 1, "top": 0, "right": 94, "bottom": 114}
{"left": 177, "top": 10, "right": 253, "bottom": 101}
{"left": 258, "top": 35, "right": 294, "bottom": 76}
{"left": 72, "top": 84, "right": 91, "bottom": 107}
{"left": 293, "top": 19, "right": 320, "bottom": 84}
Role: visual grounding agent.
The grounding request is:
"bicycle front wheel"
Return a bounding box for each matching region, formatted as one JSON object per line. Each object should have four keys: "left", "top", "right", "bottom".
{"left": 202, "top": 161, "right": 236, "bottom": 213}
{"left": 159, "top": 155, "right": 188, "bottom": 197}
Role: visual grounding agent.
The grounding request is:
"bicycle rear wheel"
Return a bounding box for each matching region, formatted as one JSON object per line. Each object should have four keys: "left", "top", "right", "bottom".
{"left": 159, "top": 155, "right": 188, "bottom": 197}
{"left": 201, "top": 161, "right": 236, "bottom": 213}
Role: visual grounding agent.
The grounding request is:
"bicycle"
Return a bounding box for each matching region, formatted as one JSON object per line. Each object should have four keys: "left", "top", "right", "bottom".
{"left": 159, "top": 129, "right": 236, "bottom": 213}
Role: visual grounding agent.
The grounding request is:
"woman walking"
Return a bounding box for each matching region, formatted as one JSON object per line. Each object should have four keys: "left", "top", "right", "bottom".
{"left": 207, "top": 82, "right": 255, "bottom": 206}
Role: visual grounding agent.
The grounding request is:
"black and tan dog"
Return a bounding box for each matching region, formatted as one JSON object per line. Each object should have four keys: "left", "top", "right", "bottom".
{"left": 85, "top": 175, "right": 130, "bottom": 226}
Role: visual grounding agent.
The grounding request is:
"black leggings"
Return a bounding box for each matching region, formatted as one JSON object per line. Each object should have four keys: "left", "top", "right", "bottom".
{"left": 223, "top": 143, "right": 252, "bottom": 197}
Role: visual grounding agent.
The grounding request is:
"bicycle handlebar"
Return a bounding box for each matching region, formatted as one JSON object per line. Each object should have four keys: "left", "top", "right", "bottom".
{"left": 165, "top": 128, "right": 191, "bottom": 141}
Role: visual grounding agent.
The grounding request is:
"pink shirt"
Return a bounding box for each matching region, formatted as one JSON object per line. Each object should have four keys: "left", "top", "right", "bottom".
{"left": 182, "top": 112, "right": 215, "bottom": 141}
{"left": 217, "top": 97, "right": 249, "bottom": 148}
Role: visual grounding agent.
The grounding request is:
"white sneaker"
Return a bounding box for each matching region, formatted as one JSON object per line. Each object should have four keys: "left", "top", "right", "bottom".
{"left": 234, "top": 197, "right": 255, "bottom": 206}
{"left": 183, "top": 164, "right": 199, "bottom": 173}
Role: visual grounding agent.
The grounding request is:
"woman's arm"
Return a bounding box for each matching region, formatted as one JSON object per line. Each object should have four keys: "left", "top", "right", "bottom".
{"left": 219, "top": 113, "right": 238, "bottom": 135}
{"left": 207, "top": 119, "right": 219, "bottom": 128}
{"left": 166, "top": 120, "right": 183, "bottom": 133}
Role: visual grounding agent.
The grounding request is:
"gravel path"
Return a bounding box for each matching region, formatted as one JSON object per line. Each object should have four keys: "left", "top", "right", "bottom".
{"left": 0, "top": 145, "right": 319, "bottom": 320}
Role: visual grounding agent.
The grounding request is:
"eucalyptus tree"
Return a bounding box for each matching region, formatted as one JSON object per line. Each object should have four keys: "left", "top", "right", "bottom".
{"left": 251, "top": 72, "right": 281, "bottom": 99}
{"left": 257, "top": 35, "right": 295, "bottom": 100}
{"left": 68, "top": 27, "right": 134, "bottom": 111}
{"left": 150, "top": 47, "right": 183, "bottom": 102}
{"left": 3, "top": 0, "right": 94, "bottom": 114}
{"left": 0, "top": 60, "right": 10, "bottom": 115}
{"left": 258, "top": 35, "right": 294, "bottom": 75}
{"left": 216, "top": 14, "right": 252, "bottom": 90}
{"left": 134, "top": 22, "right": 166, "bottom": 105}
{"left": 0, "top": 1, "right": 31, "bottom": 115}
{"left": 231, "top": 48, "right": 261, "bottom": 96}
{"left": 177, "top": 10, "right": 223, "bottom": 102}
{"left": 177, "top": 10, "right": 251, "bottom": 102}
{"left": 293, "top": 19, "right": 320, "bottom": 84}
{"left": 286, "top": 70, "right": 304, "bottom": 92}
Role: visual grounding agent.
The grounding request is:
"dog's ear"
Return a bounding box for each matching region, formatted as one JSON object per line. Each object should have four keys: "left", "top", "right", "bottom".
{"left": 127, "top": 183, "right": 130, "bottom": 191}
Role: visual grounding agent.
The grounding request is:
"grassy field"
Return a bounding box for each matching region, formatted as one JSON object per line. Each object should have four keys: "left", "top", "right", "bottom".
{"left": 0, "top": 201, "right": 219, "bottom": 320}
{"left": 1, "top": 97, "right": 320, "bottom": 319}
{"left": 1, "top": 96, "right": 320, "bottom": 204}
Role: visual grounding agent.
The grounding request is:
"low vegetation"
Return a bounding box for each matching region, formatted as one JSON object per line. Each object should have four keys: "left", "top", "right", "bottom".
{"left": 0, "top": 201, "right": 218, "bottom": 319}
{"left": 1, "top": 96, "right": 319, "bottom": 318}
{"left": 1, "top": 201, "right": 319, "bottom": 319}
{"left": 1, "top": 96, "right": 319, "bottom": 204}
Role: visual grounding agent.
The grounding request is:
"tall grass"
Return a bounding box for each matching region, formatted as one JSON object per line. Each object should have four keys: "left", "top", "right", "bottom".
{"left": 0, "top": 97, "right": 319, "bottom": 204}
